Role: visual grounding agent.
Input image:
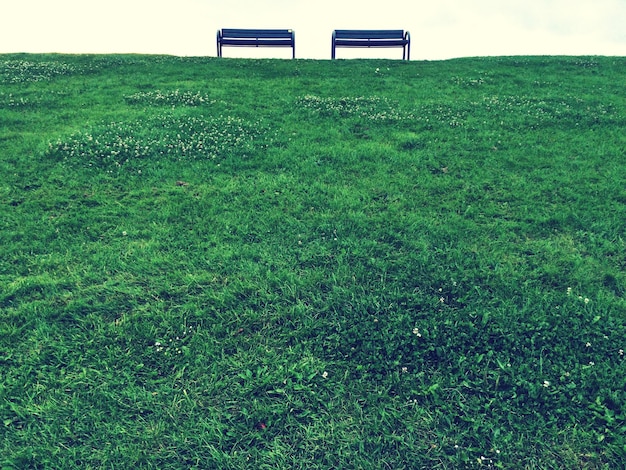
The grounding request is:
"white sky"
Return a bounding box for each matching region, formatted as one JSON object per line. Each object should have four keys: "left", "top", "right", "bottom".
{"left": 1, "top": 0, "right": 625, "bottom": 60}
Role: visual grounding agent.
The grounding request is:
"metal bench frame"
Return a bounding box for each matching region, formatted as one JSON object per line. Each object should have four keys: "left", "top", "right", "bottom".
{"left": 217, "top": 29, "right": 296, "bottom": 58}
{"left": 331, "top": 30, "right": 411, "bottom": 60}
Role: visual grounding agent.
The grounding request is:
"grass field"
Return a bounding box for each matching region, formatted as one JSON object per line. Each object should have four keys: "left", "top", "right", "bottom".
{"left": 1, "top": 53, "right": 625, "bottom": 469}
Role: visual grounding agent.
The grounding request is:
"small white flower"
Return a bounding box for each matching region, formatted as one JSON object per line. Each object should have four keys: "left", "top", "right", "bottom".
{"left": 589, "top": 361, "right": 595, "bottom": 366}
{"left": 585, "top": 342, "right": 591, "bottom": 348}
{"left": 412, "top": 328, "right": 421, "bottom": 337}
{"left": 567, "top": 287, "right": 572, "bottom": 295}
{"left": 584, "top": 298, "right": 590, "bottom": 304}
{"left": 322, "top": 371, "right": 328, "bottom": 379}
{"left": 543, "top": 380, "right": 550, "bottom": 387}
{"left": 122, "top": 231, "right": 127, "bottom": 236}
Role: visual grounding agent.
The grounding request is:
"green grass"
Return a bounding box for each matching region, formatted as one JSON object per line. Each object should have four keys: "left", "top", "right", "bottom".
{"left": 1, "top": 53, "right": 625, "bottom": 469}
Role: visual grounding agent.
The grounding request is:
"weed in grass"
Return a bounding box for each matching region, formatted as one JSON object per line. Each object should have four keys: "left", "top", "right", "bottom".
{"left": 0, "top": 59, "right": 80, "bottom": 83}
{"left": 476, "top": 94, "right": 624, "bottom": 130}
{"left": 296, "top": 94, "right": 415, "bottom": 122}
{"left": 124, "top": 89, "right": 217, "bottom": 107}
{"left": 0, "top": 92, "right": 35, "bottom": 108}
{"left": 46, "top": 113, "right": 265, "bottom": 173}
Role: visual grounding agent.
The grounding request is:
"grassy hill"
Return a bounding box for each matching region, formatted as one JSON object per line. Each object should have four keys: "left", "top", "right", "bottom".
{"left": 1, "top": 53, "right": 625, "bottom": 468}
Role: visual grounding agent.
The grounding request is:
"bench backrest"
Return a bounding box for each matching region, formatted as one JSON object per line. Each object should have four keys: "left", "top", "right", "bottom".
{"left": 220, "top": 29, "right": 294, "bottom": 39}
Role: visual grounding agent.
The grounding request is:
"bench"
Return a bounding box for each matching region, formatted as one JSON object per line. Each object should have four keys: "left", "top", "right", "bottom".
{"left": 217, "top": 29, "right": 296, "bottom": 58}
{"left": 331, "top": 30, "right": 411, "bottom": 60}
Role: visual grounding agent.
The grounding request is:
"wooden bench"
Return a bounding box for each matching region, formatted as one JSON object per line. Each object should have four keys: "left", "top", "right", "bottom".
{"left": 216, "top": 29, "right": 296, "bottom": 58}
{"left": 331, "top": 30, "right": 411, "bottom": 60}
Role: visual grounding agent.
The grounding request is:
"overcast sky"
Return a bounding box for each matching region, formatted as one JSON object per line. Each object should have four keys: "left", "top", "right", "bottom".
{"left": 2, "top": 0, "right": 625, "bottom": 60}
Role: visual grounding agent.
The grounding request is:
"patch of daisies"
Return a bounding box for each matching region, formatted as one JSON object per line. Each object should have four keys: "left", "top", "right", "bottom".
{"left": 47, "top": 113, "right": 263, "bottom": 173}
